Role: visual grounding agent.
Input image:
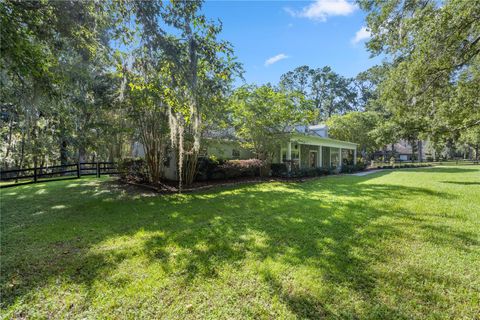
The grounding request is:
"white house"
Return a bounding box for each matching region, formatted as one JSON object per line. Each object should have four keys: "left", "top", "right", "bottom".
{"left": 132, "top": 124, "right": 357, "bottom": 180}
{"left": 275, "top": 124, "right": 357, "bottom": 171}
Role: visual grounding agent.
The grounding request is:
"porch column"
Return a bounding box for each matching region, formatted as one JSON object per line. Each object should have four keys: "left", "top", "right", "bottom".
{"left": 354, "top": 148, "right": 357, "bottom": 165}
{"left": 318, "top": 145, "right": 322, "bottom": 167}
{"left": 329, "top": 148, "right": 332, "bottom": 167}
{"left": 287, "top": 141, "right": 292, "bottom": 172}
{"left": 339, "top": 147, "right": 343, "bottom": 169}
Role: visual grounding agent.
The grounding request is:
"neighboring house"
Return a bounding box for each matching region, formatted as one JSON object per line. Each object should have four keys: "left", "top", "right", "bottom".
{"left": 132, "top": 124, "right": 357, "bottom": 180}
{"left": 374, "top": 140, "right": 430, "bottom": 162}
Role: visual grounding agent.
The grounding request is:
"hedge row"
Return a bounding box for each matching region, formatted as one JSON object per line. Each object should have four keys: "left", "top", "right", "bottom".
{"left": 271, "top": 162, "right": 366, "bottom": 178}
{"left": 375, "top": 164, "right": 432, "bottom": 169}
{"left": 119, "top": 157, "right": 370, "bottom": 183}
{"left": 196, "top": 158, "right": 264, "bottom": 180}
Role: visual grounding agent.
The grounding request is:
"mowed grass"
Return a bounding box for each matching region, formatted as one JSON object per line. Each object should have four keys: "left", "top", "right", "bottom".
{"left": 1, "top": 167, "right": 479, "bottom": 319}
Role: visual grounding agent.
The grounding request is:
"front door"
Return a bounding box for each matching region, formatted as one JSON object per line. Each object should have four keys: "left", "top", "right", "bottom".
{"left": 309, "top": 151, "right": 317, "bottom": 168}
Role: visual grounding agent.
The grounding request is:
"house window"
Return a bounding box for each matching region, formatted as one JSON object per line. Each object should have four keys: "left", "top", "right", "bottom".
{"left": 330, "top": 148, "right": 339, "bottom": 167}
{"left": 281, "top": 148, "right": 300, "bottom": 162}
{"left": 232, "top": 149, "right": 240, "bottom": 158}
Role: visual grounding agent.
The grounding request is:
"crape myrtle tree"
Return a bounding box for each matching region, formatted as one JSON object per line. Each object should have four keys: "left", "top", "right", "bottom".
{"left": 122, "top": 49, "right": 171, "bottom": 184}
{"left": 229, "top": 85, "right": 315, "bottom": 174}
{"left": 130, "top": 0, "right": 241, "bottom": 190}
{"left": 359, "top": 0, "right": 480, "bottom": 153}
{"left": 0, "top": 0, "right": 240, "bottom": 189}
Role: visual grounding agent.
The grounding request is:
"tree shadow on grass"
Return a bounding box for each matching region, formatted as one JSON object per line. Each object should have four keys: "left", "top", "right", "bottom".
{"left": 423, "top": 224, "right": 479, "bottom": 250}
{"left": 260, "top": 268, "right": 333, "bottom": 319}
{"left": 441, "top": 181, "right": 480, "bottom": 185}
{"left": 0, "top": 175, "right": 475, "bottom": 318}
{"left": 411, "top": 167, "right": 479, "bottom": 173}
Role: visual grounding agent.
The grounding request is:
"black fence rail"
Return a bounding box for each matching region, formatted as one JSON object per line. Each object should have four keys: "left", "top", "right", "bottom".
{"left": 0, "top": 162, "right": 120, "bottom": 188}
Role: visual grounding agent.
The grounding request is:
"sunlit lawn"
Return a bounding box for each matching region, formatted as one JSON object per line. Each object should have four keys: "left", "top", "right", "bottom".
{"left": 1, "top": 166, "right": 479, "bottom": 319}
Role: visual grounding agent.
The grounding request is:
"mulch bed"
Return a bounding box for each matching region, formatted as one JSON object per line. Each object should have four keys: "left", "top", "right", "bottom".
{"left": 120, "top": 176, "right": 322, "bottom": 194}
{"left": 118, "top": 164, "right": 435, "bottom": 195}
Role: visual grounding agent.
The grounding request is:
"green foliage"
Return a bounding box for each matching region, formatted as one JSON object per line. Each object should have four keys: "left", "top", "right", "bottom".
{"left": 0, "top": 0, "right": 131, "bottom": 169}
{"left": 118, "top": 158, "right": 149, "bottom": 183}
{"left": 196, "top": 158, "right": 264, "bottom": 180}
{"left": 355, "top": 64, "right": 390, "bottom": 112}
{"left": 0, "top": 0, "right": 239, "bottom": 188}
{"left": 229, "top": 85, "right": 315, "bottom": 163}
{"left": 326, "top": 111, "right": 380, "bottom": 158}
{"left": 280, "top": 65, "right": 357, "bottom": 120}
{"left": 129, "top": 0, "right": 241, "bottom": 188}
{"left": 270, "top": 163, "right": 289, "bottom": 177}
{"left": 360, "top": 0, "right": 480, "bottom": 148}
{"left": 340, "top": 162, "right": 367, "bottom": 174}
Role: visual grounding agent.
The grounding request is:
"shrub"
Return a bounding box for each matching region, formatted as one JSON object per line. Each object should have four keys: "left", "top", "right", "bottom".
{"left": 271, "top": 163, "right": 288, "bottom": 177}
{"left": 285, "top": 166, "right": 335, "bottom": 178}
{"left": 196, "top": 156, "right": 224, "bottom": 181}
{"left": 316, "top": 167, "right": 330, "bottom": 176}
{"left": 355, "top": 162, "right": 366, "bottom": 171}
{"left": 219, "top": 159, "right": 265, "bottom": 179}
{"left": 340, "top": 165, "right": 354, "bottom": 174}
{"left": 340, "top": 162, "right": 365, "bottom": 174}
{"left": 196, "top": 158, "right": 264, "bottom": 181}
{"left": 119, "top": 158, "right": 149, "bottom": 183}
{"left": 389, "top": 156, "right": 396, "bottom": 167}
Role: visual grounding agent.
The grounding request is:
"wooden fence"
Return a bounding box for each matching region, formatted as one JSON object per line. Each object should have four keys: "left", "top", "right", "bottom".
{"left": 0, "top": 162, "right": 120, "bottom": 188}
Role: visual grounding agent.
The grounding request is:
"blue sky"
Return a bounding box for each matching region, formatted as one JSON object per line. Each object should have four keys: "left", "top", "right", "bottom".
{"left": 202, "top": 0, "right": 382, "bottom": 86}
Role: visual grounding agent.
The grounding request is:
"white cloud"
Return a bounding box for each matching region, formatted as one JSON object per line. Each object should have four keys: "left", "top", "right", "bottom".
{"left": 351, "top": 26, "right": 371, "bottom": 44}
{"left": 264, "top": 53, "right": 289, "bottom": 66}
{"left": 285, "top": 0, "right": 357, "bottom": 22}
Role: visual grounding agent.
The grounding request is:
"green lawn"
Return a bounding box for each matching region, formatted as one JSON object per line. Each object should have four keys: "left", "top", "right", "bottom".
{"left": 1, "top": 167, "right": 479, "bottom": 319}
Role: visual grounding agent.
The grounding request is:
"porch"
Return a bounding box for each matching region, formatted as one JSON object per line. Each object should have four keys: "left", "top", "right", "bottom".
{"left": 277, "top": 134, "right": 357, "bottom": 171}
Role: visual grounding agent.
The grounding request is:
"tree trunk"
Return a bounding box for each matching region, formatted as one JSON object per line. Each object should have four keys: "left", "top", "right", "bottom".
{"left": 60, "top": 139, "right": 68, "bottom": 165}
{"left": 18, "top": 130, "right": 26, "bottom": 169}
{"left": 78, "top": 146, "right": 86, "bottom": 164}
{"left": 182, "top": 151, "right": 198, "bottom": 186}
{"left": 3, "top": 118, "right": 14, "bottom": 166}
{"left": 409, "top": 140, "right": 417, "bottom": 162}
{"left": 417, "top": 140, "right": 423, "bottom": 162}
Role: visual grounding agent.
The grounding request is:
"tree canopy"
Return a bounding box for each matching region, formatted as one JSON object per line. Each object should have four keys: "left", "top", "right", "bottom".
{"left": 1, "top": 0, "right": 478, "bottom": 186}
{"left": 229, "top": 85, "right": 314, "bottom": 165}
{"left": 360, "top": 0, "right": 480, "bottom": 151}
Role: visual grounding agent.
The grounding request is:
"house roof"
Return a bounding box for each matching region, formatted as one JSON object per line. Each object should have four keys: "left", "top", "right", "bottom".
{"left": 204, "top": 124, "right": 356, "bottom": 150}
{"left": 387, "top": 143, "right": 413, "bottom": 155}
{"left": 203, "top": 127, "right": 238, "bottom": 140}
{"left": 307, "top": 124, "right": 327, "bottom": 131}
{"left": 291, "top": 133, "right": 357, "bottom": 150}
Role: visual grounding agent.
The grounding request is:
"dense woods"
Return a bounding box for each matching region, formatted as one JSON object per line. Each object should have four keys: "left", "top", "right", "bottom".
{"left": 1, "top": 0, "right": 479, "bottom": 187}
